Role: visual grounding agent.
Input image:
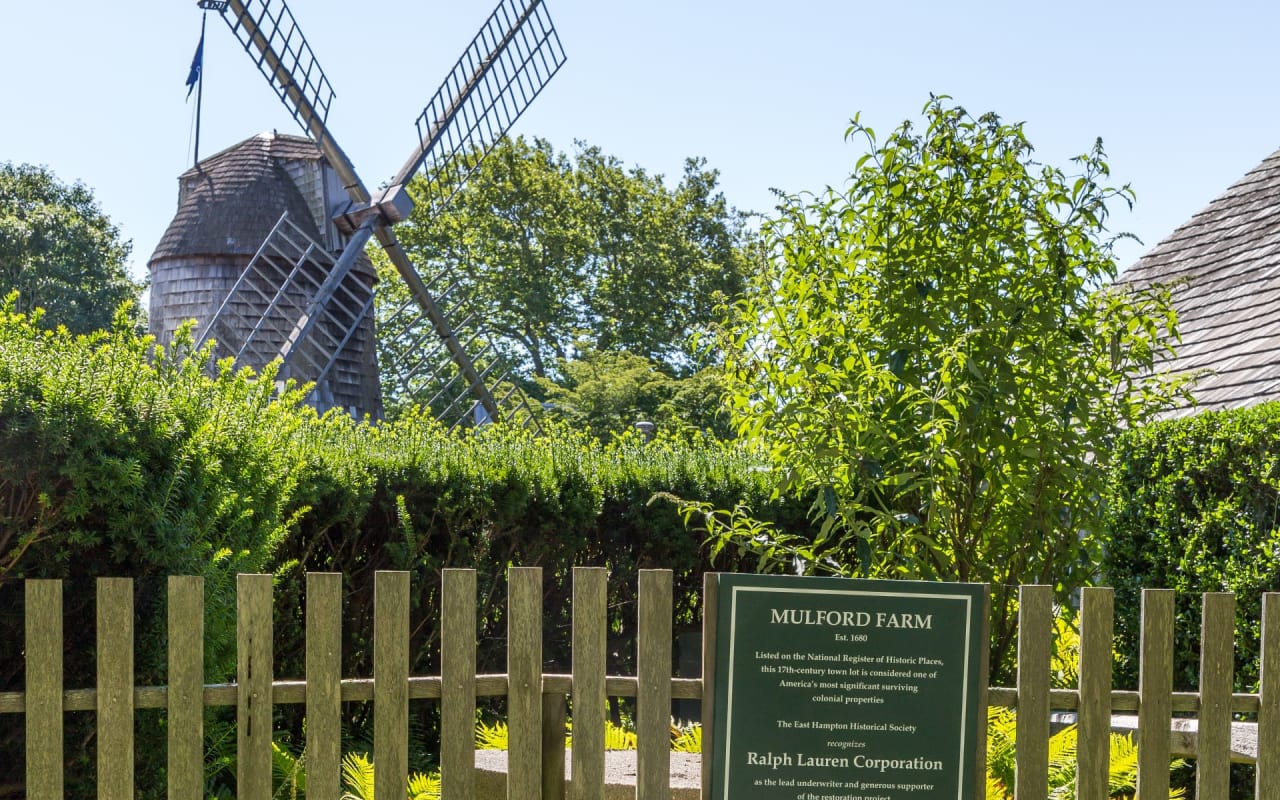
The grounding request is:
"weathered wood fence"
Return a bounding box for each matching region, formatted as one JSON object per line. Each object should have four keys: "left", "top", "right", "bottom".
{"left": 5, "top": 570, "right": 1280, "bottom": 799}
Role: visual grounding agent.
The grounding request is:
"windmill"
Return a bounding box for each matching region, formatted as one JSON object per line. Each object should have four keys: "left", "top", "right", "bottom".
{"left": 161, "top": 0, "right": 565, "bottom": 424}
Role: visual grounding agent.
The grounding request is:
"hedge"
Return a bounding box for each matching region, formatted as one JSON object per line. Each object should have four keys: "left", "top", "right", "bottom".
{"left": 0, "top": 307, "right": 808, "bottom": 797}
{"left": 1103, "top": 401, "right": 1280, "bottom": 693}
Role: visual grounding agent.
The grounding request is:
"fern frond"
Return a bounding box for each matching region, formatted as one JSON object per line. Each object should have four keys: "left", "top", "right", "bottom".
{"left": 672, "top": 722, "right": 702, "bottom": 753}
{"left": 604, "top": 721, "right": 637, "bottom": 750}
{"left": 475, "top": 720, "right": 509, "bottom": 750}
{"left": 340, "top": 752, "right": 375, "bottom": 800}
{"left": 271, "top": 741, "right": 306, "bottom": 798}
{"left": 407, "top": 770, "right": 442, "bottom": 800}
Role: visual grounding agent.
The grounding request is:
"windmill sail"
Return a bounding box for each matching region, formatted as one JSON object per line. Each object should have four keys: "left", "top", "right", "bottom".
{"left": 203, "top": 0, "right": 565, "bottom": 425}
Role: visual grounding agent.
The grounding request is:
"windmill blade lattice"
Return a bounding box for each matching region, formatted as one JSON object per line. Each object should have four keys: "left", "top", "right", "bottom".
{"left": 197, "top": 212, "right": 380, "bottom": 414}
{"left": 219, "top": 0, "right": 337, "bottom": 144}
{"left": 390, "top": 0, "right": 567, "bottom": 213}
{"left": 203, "top": 0, "right": 565, "bottom": 426}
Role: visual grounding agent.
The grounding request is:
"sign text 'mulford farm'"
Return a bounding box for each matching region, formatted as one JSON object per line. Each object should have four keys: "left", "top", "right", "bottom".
{"left": 769, "top": 608, "right": 935, "bottom": 630}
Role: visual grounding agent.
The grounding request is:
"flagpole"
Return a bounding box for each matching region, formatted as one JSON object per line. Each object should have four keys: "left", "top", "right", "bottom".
{"left": 194, "top": 11, "right": 207, "bottom": 166}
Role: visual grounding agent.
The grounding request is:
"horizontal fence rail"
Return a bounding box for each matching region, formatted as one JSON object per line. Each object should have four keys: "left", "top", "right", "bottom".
{"left": 5, "top": 574, "right": 1280, "bottom": 798}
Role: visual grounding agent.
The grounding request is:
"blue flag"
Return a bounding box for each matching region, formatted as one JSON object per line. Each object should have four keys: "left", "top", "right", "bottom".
{"left": 186, "top": 30, "right": 204, "bottom": 99}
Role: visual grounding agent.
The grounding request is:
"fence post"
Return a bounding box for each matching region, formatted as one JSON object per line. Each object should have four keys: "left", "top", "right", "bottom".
{"left": 542, "top": 691, "right": 567, "bottom": 798}
{"left": 977, "top": 584, "right": 991, "bottom": 800}
{"left": 307, "top": 573, "right": 343, "bottom": 800}
{"left": 1198, "top": 593, "right": 1235, "bottom": 797}
{"left": 168, "top": 576, "right": 205, "bottom": 800}
{"left": 1015, "top": 585, "right": 1052, "bottom": 800}
{"left": 442, "top": 568, "right": 478, "bottom": 800}
{"left": 25, "top": 579, "right": 62, "bottom": 800}
{"left": 508, "top": 567, "right": 543, "bottom": 798}
{"left": 1078, "top": 586, "right": 1114, "bottom": 800}
{"left": 570, "top": 567, "right": 607, "bottom": 800}
{"left": 237, "top": 574, "right": 274, "bottom": 798}
{"left": 1136, "top": 588, "right": 1173, "bottom": 800}
{"left": 97, "top": 578, "right": 134, "bottom": 799}
{"left": 374, "top": 571, "right": 410, "bottom": 800}
{"left": 637, "top": 569, "right": 673, "bottom": 800}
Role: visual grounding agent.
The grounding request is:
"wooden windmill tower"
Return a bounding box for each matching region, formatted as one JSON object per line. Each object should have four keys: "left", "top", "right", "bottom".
{"left": 148, "top": 0, "right": 566, "bottom": 423}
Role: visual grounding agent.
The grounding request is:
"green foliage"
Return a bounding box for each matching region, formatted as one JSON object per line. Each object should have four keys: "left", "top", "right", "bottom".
{"left": 381, "top": 136, "right": 757, "bottom": 390}
{"left": 536, "top": 347, "right": 732, "bottom": 440}
{"left": 1104, "top": 402, "right": 1280, "bottom": 693}
{"left": 0, "top": 299, "right": 309, "bottom": 796}
{"left": 339, "top": 752, "right": 440, "bottom": 800}
{"left": 670, "top": 721, "right": 702, "bottom": 753}
{"left": 477, "top": 718, "right": 700, "bottom": 752}
{"left": 0, "top": 295, "right": 808, "bottom": 796}
{"left": 0, "top": 163, "right": 141, "bottom": 333}
{"left": 984, "top": 707, "right": 1185, "bottom": 799}
{"left": 713, "top": 96, "right": 1186, "bottom": 674}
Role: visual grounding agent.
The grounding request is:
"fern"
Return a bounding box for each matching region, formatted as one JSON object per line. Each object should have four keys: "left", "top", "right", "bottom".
{"left": 984, "top": 708, "right": 1185, "bottom": 800}
{"left": 671, "top": 722, "right": 702, "bottom": 753}
{"left": 271, "top": 742, "right": 306, "bottom": 799}
{"left": 340, "top": 753, "right": 376, "bottom": 800}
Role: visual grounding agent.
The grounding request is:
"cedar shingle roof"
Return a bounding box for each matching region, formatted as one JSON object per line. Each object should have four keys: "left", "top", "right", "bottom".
{"left": 1121, "top": 148, "right": 1280, "bottom": 418}
{"left": 148, "top": 132, "right": 326, "bottom": 264}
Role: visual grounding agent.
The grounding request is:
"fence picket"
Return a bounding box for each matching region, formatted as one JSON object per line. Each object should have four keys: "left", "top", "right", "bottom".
{"left": 307, "top": 573, "right": 343, "bottom": 800}
{"left": 1078, "top": 586, "right": 1114, "bottom": 800}
{"left": 571, "top": 567, "right": 607, "bottom": 800}
{"left": 508, "top": 567, "right": 543, "bottom": 799}
{"left": 25, "top": 579, "right": 62, "bottom": 800}
{"left": 702, "top": 572, "right": 719, "bottom": 799}
{"left": 97, "top": 578, "right": 134, "bottom": 799}
{"left": 1015, "top": 585, "right": 1052, "bottom": 800}
{"left": 976, "top": 585, "right": 991, "bottom": 800}
{"left": 637, "top": 569, "right": 673, "bottom": 800}
{"left": 167, "top": 576, "right": 204, "bottom": 800}
{"left": 375, "top": 571, "right": 410, "bottom": 800}
{"left": 1260, "top": 593, "right": 1280, "bottom": 800}
{"left": 237, "top": 574, "right": 274, "bottom": 798}
{"left": 1136, "top": 589, "right": 1174, "bottom": 800}
{"left": 1198, "top": 592, "right": 1235, "bottom": 797}
{"left": 442, "top": 568, "right": 478, "bottom": 800}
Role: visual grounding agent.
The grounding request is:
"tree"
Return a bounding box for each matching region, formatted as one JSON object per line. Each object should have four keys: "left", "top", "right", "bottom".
{"left": 0, "top": 163, "right": 140, "bottom": 333}
{"left": 708, "top": 97, "right": 1187, "bottom": 672}
{"left": 382, "top": 136, "right": 756, "bottom": 385}
{"left": 535, "top": 347, "right": 733, "bottom": 441}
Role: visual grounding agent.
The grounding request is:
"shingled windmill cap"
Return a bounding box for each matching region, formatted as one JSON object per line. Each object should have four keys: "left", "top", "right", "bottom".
{"left": 150, "top": 133, "right": 327, "bottom": 265}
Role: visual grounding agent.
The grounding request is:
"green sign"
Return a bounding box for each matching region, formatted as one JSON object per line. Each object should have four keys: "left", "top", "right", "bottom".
{"left": 711, "top": 574, "right": 985, "bottom": 800}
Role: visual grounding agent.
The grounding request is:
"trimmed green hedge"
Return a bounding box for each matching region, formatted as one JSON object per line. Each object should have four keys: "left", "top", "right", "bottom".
{"left": 1103, "top": 402, "right": 1280, "bottom": 692}
{"left": 0, "top": 307, "right": 807, "bottom": 796}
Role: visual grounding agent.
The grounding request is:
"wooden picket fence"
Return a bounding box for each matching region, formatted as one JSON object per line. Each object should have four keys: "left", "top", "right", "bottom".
{"left": 4, "top": 570, "right": 1280, "bottom": 799}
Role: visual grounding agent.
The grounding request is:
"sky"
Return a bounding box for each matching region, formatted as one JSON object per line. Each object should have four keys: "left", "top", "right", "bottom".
{"left": 2, "top": 0, "right": 1278, "bottom": 282}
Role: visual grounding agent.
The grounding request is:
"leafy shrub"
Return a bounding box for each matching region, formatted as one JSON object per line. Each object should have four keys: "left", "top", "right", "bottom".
{"left": 0, "top": 303, "right": 308, "bottom": 796}
{"left": 0, "top": 301, "right": 805, "bottom": 797}
{"left": 1103, "top": 402, "right": 1280, "bottom": 693}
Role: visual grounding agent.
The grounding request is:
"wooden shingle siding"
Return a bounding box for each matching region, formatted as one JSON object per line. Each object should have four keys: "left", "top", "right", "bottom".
{"left": 1122, "top": 149, "right": 1280, "bottom": 416}
{"left": 147, "top": 132, "right": 381, "bottom": 417}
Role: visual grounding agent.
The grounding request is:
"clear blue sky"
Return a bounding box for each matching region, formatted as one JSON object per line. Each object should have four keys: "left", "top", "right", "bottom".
{"left": 2, "top": 0, "right": 1277, "bottom": 280}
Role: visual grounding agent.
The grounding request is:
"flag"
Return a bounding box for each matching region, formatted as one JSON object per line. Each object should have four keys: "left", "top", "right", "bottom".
{"left": 185, "top": 30, "right": 204, "bottom": 99}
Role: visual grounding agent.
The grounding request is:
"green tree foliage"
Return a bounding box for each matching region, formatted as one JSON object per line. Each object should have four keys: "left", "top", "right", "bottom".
{"left": 381, "top": 136, "right": 756, "bottom": 383}
{"left": 0, "top": 163, "right": 141, "bottom": 332}
{"left": 536, "top": 348, "right": 733, "bottom": 441}
{"left": 710, "top": 97, "right": 1187, "bottom": 671}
